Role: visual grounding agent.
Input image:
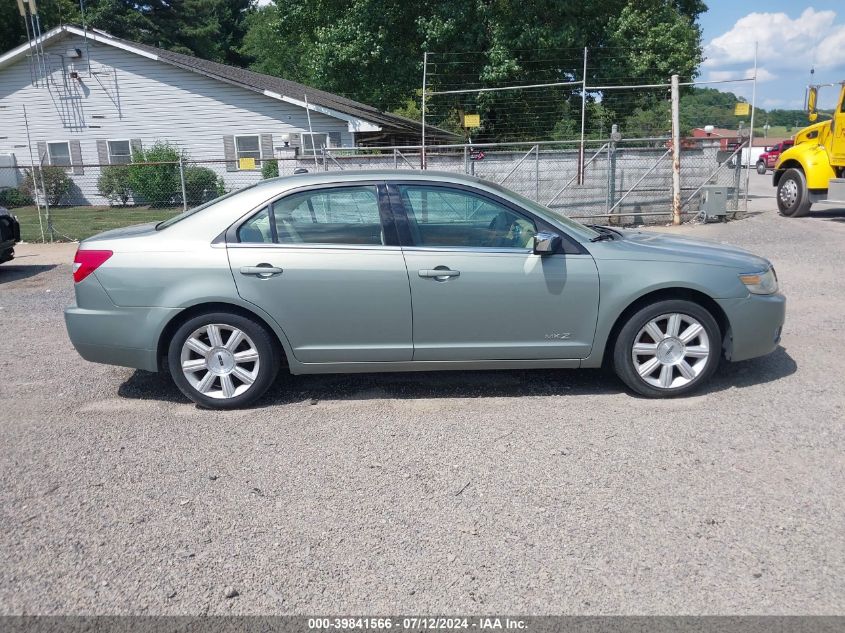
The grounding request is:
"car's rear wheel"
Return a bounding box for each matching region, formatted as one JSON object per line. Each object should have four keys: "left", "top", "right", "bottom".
{"left": 168, "top": 312, "right": 279, "bottom": 409}
{"left": 756, "top": 161, "right": 767, "bottom": 175}
{"left": 613, "top": 300, "right": 720, "bottom": 398}
{"left": 777, "top": 168, "right": 812, "bottom": 217}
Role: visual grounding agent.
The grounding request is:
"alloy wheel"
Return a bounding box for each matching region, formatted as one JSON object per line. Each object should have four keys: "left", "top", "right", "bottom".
{"left": 180, "top": 323, "right": 260, "bottom": 399}
{"left": 779, "top": 178, "right": 799, "bottom": 208}
{"left": 631, "top": 313, "right": 711, "bottom": 389}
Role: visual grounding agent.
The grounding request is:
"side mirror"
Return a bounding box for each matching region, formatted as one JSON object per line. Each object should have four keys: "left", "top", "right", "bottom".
{"left": 533, "top": 231, "right": 561, "bottom": 255}
{"left": 806, "top": 86, "right": 818, "bottom": 122}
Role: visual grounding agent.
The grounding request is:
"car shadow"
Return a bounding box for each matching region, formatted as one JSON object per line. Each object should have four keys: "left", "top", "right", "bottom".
{"left": 117, "top": 346, "right": 797, "bottom": 407}
{"left": 0, "top": 263, "right": 57, "bottom": 284}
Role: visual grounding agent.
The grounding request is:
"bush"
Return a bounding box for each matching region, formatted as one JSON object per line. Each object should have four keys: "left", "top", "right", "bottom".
{"left": 127, "top": 142, "right": 182, "bottom": 207}
{"left": 184, "top": 166, "right": 225, "bottom": 206}
{"left": 261, "top": 159, "right": 279, "bottom": 179}
{"left": 20, "top": 166, "right": 72, "bottom": 206}
{"left": 97, "top": 166, "right": 133, "bottom": 206}
{"left": 0, "top": 187, "right": 33, "bottom": 208}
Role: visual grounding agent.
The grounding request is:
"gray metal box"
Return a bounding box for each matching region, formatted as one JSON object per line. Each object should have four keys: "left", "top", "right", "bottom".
{"left": 699, "top": 185, "right": 728, "bottom": 221}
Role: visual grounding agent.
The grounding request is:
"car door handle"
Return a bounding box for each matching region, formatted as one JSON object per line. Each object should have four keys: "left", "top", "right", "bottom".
{"left": 418, "top": 268, "right": 460, "bottom": 280}
{"left": 240, "top": 264, "right": 283, "bottom": 278}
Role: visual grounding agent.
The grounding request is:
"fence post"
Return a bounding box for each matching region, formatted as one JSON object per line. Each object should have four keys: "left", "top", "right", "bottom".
{"left": 578, "top": 46, "right": 588, "bottom": 185}
{"left": 178, "top": 156, "right": 187, "bottom": 212}
{"left": 463, "top": 145, "right": 468, "bottom": 174}
{"left": 394, "top": 148, "right": 398, "bottom": 169}
{"left": 535, "top": 145, "right": 540, "bottom": 201}
{"left": 671, "top": 73, "right": 682, "bottom": 225}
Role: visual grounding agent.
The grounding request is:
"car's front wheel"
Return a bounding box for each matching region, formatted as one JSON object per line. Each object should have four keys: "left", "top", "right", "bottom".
{"left": 756, "top": 161, "right": 767, "bottom": 175}
{"left": 168, "top": 312, "right": 279, "bottom": 409}
{"left": 613, "top": 300, "right": 720, "bottom": 398}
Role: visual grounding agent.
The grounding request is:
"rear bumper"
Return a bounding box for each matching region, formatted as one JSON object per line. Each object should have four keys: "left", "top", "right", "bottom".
{"left": 65, "top": 277, "right": 180, "bottom": 372}
{"left": 65, "top": 305, "right": 178, "bottom": 372}
{"left": 717, "top": 293, "right": 786, "bottom": 362}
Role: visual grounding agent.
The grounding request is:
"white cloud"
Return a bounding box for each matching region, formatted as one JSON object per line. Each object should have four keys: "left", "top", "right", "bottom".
{"left": 707, "top": 67, "right": 776, "bottom": 83}
{"left": 703, "top": 8, "right": 845, "bottom": 72}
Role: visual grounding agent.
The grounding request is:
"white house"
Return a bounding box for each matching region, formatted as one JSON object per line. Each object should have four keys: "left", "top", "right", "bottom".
{"left": 0, "top": 25, "right": 451, "bottom": 202}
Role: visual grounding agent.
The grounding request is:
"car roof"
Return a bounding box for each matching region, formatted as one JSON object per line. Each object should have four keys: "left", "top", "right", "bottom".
{"left": 256, "top": 169, "right": 489, "bottom": 193}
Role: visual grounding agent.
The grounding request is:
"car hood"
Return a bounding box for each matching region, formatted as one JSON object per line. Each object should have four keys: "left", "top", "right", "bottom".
{"left": 590, "top": 229, "right": 772, "bottom": 271}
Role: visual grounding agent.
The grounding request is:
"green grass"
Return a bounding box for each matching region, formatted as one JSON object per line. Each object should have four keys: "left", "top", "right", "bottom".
{"left": 13, "top": 205, "right": 183, "bottom": 242}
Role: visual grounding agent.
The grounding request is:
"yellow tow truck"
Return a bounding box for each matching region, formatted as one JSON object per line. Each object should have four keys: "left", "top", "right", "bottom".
{"left": 773, "top": 82, "right": 845, "bottom": 216}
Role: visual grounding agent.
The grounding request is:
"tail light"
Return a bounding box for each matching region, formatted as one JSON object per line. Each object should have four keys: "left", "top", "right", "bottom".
{"left": 73, "top": 249, "right": 112, "bottom": 283}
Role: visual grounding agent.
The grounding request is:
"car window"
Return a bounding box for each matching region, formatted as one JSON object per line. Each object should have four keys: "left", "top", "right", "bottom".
{"left": 398, "top": 185, "right": 536, "bottom": 248}
{"left": 238, "top": 206, "right": 274, "bottom": 243}
{"left": 271, "top": 186, "right": 383, "bottom": 245}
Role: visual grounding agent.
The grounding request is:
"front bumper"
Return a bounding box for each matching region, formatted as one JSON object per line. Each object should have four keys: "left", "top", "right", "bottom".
{"left": 717, "top": 292, "right": 786, "bottom": 362}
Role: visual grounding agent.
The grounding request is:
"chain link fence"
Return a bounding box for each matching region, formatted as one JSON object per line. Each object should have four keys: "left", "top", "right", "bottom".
{"left": 0, "top": 137, "right": 744, "bottom": 243}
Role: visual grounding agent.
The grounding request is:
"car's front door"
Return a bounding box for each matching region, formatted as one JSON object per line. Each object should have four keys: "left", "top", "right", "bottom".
{"left": 227, "top": 183, "right": 413, "bottom": 363}
{"left": 390, "top": 183, "right": 600, "bottom": 361}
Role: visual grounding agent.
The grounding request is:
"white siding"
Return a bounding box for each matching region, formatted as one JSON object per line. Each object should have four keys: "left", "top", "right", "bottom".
{"left": 0, "top": 35, "right": 353, "bottom": 166}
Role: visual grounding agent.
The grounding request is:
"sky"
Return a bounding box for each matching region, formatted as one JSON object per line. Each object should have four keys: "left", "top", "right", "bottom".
{"left": 699, "top": 1, "right": 845, "bottom": 112}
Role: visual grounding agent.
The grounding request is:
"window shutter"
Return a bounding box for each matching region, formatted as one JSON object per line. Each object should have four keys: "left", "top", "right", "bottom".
{"left": 69, "top": 140, "right": 84, "bottom": 175}
{"left": 96, "top": 140, "right": 109, "bottom": 165}
{"left": 328, "top": 132, "right": 342, "bottom": 148}
{"left": 130, "top": 138, "right": 142, "bottom": 160}
{"left": 36, "top": 141, "right": 48, "bottom": 165}
{"left": 223, "top": 135, "right": 237, "bottom": 172}
{"left": 260, "top": 134, "right": 273, "bottom": 159}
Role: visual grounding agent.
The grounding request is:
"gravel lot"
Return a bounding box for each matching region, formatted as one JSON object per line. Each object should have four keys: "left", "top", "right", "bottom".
{"left": 1, "top": 172, "right": 843, "bottom": 615}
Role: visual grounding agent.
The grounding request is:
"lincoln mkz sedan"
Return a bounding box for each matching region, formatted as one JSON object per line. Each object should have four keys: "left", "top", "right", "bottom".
{"left": 65, "top": 171, "right": 785, "bottom": 408}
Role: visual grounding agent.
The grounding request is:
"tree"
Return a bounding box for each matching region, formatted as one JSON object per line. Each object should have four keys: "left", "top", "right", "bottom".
{"left": 98, "top": 166, "right": 133, "bottom": 206}
{"left": 242, "top": 0, "right": 707, "bottom": 142}
{"left": 127, "top": 142, "right": 182, "bottom": 207}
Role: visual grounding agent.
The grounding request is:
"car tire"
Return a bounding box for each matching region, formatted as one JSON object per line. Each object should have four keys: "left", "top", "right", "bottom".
{"left": 756, "top": 161, "right": 767, "bottom": 175}
{"left": 167, "top": 312, "right": 279, "bottom": 409}
{"left": 777, "top": 168, "right": 812, "bottom": 217}
{"left": 613, "top": 299, "right": 720, "bottom": 398}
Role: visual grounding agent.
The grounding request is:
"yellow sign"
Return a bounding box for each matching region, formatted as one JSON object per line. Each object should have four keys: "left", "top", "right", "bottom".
{"left": 463, "top": 114, "right": 481, "bottom": 128}
{"left": 238, "top": 157, "right": 256, "bottom": 170}
{"left": 734, "top": 103, "right": 751, "bottom": 116}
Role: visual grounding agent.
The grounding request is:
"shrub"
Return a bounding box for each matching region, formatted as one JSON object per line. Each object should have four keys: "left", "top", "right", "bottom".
{"left": 97, "top": 166, "right": 133, "bottom": 206}
{"left": 0, "top": 187, "right": 33, "bottom": 208}
{"left": 261, "top": 159, "right": 279, "bottom": 179}
{"left": 183, "top": 166, "right": 225, "bottom": 206}
{"left": 127, "top": 142, "right": 182, "bottom": 207}
{"left": 20, "top": 166, "right": 72, "bottom": 206}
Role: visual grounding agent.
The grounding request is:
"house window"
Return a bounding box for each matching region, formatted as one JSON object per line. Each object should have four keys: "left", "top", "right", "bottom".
{"left": 235, "top": 135, "right": 261, "bottom": 169}
{"left": 108, "top": 140, "right": 132, "bottom": 164}
{"left": 48, "top": 142, "right": 71, "bottom": 167}
{"left": 301, "top": 133, "right": 329, "bottom": 156}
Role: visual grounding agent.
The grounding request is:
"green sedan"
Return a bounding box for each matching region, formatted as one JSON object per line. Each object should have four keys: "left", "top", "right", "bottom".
{"left": 65, "top": 171, "right": 785, "bottom": 408}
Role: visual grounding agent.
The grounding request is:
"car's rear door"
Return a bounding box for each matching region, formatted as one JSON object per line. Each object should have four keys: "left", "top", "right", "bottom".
{"left": 388, "top": 181, "right": 600, "bottom": 361}
{"left": 227, "top": 182, "right": 413, "bottom": 363}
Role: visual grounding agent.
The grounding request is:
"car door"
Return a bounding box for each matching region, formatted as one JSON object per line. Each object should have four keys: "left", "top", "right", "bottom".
{"left": 389, "top": 182, "right": 600, "bottom": 361}
{"left": 227, "top": 183, "right": 413, "bottom": 363}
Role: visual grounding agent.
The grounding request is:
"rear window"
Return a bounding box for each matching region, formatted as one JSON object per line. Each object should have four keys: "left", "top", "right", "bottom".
{"left": 156, "top": 184, "right": 259, "bottom": 230}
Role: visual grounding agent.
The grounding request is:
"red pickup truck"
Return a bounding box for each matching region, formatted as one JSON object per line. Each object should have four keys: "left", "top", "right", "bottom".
{"left": 756, "top": 140, "right": 794, "bottom": 174}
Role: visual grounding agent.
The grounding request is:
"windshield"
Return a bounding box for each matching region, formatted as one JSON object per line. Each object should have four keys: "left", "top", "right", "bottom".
{"left": 156, "top": 184, "right": 259, "bottom": 230}
{"left": 484, "top": 182, "right": 601, "bottom": 241}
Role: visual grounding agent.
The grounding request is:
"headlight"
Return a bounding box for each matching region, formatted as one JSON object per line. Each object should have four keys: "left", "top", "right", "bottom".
{"left": 739, "top": 267, "right": 778, "bottom": 295}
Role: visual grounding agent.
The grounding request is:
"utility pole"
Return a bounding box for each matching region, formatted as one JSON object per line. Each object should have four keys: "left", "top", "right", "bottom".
{"left": 671, "top": 74, "right": 681, "bottom": 225}
{"left": 421, "top": 51, "right": 428, "bottom": 170}
{"left": 578, "top": 47, "right": 588, "bottom": 185}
